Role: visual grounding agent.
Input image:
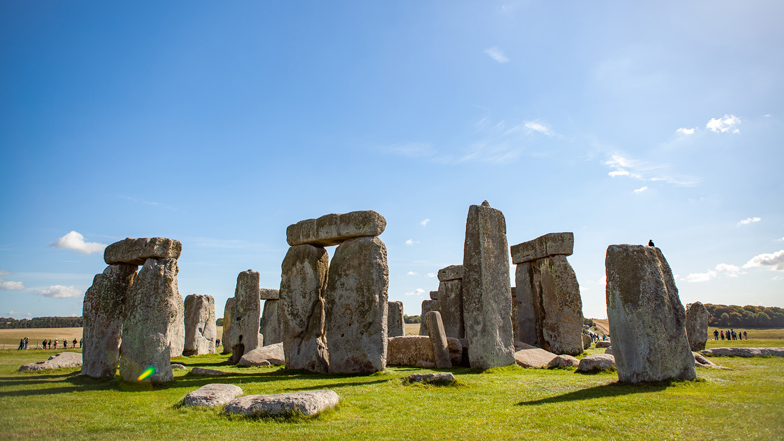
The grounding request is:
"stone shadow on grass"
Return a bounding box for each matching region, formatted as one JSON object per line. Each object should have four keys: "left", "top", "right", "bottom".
{"left": 0, "top": 372, "right": 118, "bottom": 397}
{"left": 517, "top": 381, "right": 669, "bottom": 406}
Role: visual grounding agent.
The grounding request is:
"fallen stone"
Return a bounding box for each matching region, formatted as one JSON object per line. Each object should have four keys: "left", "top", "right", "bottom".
{"left": 605, "top": 347, "right": 613, "bottom": 355}
{"left": 20, "top": 352, "right": 82, "bottom": 372}
{"left": 82, "top": 263, "right": 137, "bottom": 378}
{"left": 223, "top": 390, "right": 339, "bottom": 417}
{"left": 405, "top": 373, "right": 456, "bottom": 384}
{"left": 183, "top": 384, "right": 243, "bottom": 407}
{"left": 221, "top": 298, "right": 235, "bottom": 355}
{"left": 514, "top": 341, "right": 536, "bottom": 350}
{"left": 437, "top": 265, "right": 464, "bottom": 281}
{"left": 693, "top": 352, "right": 715, "bottom": 367}
{"left": 462, "top": 201, "right": 515, "bottom": 369}
{"left": 596, "top": 341, "right": 611, "bottom": 348}
{"left": 606, "top": 245, "right": 695, "bottom": 383}
{"left": 279, "top": 244, "right": 330, "bottom": 373}
{"left": 171, "top": 363, "right": 187, "bottom": 370}
{"left": 259, "top": 288, "right": 279, "bottom": 300}
{"left": 701, "top": 347, "right": 784, "bottom": 357}
{"left": 686, "top": 301, "right": 709, "bottom": 352}
{"left": 538, "top": 255, "right": 583, "bottom": 356}
{"left": 510, "top": 232, "right": 574, "bottom": 265}
{"left": 387, "top": 301, "right": 405, "bottom": 338}
{"left": 425, "top": 311, "right": 452, "bottom": 368}
{"left": 548, "top": 354, "right": 580, "bottom": 368}
{"left": 230, "top": 270, "right": 262, "bottom": 364}
{"left": 239, "top": 343, "right": 285, "bottom": 366}
{"left": 104, "top": 237, "right": 182, "bottom": 265}
{"left": 286, "top": 210, "right": 386, "bottom": 247}
{"left": 260, "top": 299, "right": 282, "bottom": 346}
{"left": 437, "top": 279, "right": 464, "bottom": 339}
{"left": 416, "top": 360, "right": 435, "bottom": 368}
{"left": 576, "top": 354, "right": 616, "bottom": 373}
{"left": 419, "top": 299, "right": 439, "bottom": 335}
{"left": 190, "top": 367, "right": 229, "bottom": 376}
{"left": 514, "top": 347, "right": 558, "bottom": 368}
{"left": 387, "top": 336, "right": 462, "bottom": 367}
{"left": 184, "top": 294, "right": 216, "bottom": 356}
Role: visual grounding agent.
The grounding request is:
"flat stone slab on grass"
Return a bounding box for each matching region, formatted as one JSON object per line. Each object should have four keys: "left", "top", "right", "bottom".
{"left": 239, "top": 343, "right": 285, "bottom": 366}
{"left": 190, "top": 367, "right": 229, "bottom": 376}
{"left": 548, "top": 354, "right": 580, "bottom": 368}
{"left": 577, "top": 354, "right": 616, "bottom": 373}
{"left": 223, "top": 390, "right": 339, "bottom": 417}
{"left": 596, "top": 341, "right": 611, "bottom": 348}
{"left": 104, "top": 237, "right": 182, "bottom": 265}
{"left": 286, "top": 210, "right": 386, "bottom": 247}
{"left": 404, "top": 372, "right": 456, "bottom": 385}
{"left": 514, "top": 347, "right": 558, "bottom": 368}
{"left": 20, "top": 352, "right": 82, "bottom": 372}
{"left": 183, "top": 384, "right": 243, "bottom": 407}
{"left": 701, "top": 347, "right": 784, "bottom": 358}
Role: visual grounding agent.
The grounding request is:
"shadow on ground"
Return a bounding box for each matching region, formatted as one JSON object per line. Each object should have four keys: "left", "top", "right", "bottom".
{"left": 517, "top": 381, "right": 670, "bottom": 406}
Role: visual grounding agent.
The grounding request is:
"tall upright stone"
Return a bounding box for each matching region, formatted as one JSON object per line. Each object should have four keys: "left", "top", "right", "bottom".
{"left": 538, "top": 256, "right": 583, "bottom": 355}
{"left": 510, "top": 287, "right": 518, "bottom": 343}
{"left": 120, "top": 258, "right": 183, "bottom": 383}
{"left": 260, "top": 298, "right": 282, "bottom": 346}
{"left": 229, "top": 270, "right": 262, "bottom": 364}
{"left": 279, "top": 245, "right": 330, "bottom": 372}
{"left": 461, "top": 201, "right": 515, "bottom": 369}
{"left": 606, "top": 245, "right": 696, "bottom": 383}
{"left": 82, "top": 264, "right": 137, "bottom": 378}
{"left": 184, "top": 294, "right": 216, "bottom": 356}
{"left": 515, "top": 262, "right": 540, "bottom": 347}
{"left": 436, "top": 265, "right": 464, "bottom": 339}
{"left": 387, "top": 301, "right": 405, "bottom": 338}
{"left": 425, "top": 311, "right": 452, "bottom": 368}
{"left": 221, "top": 298, "right": 235, "bottom": 354}
{"left": 686, "top": 301, "right": 709, "bottom": 352}
{"left": 419, "top": 299, "right": 439, "bottom": 336}
{"left": 325, "top": 236, "right": 389, "bottom": 373}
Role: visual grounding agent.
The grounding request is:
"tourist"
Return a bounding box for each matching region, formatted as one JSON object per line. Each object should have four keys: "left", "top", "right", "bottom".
{"left": 24, "top": 337, "right": 28, "bottom": 350}
{"left": 79, "top": 338, "right": 83, "bottom": 348}
{"left": 63, "top": 339, "right": 68, "bottom": 349}
{"left": 744, "top": 331, "right": 748, "bottom": 340}
{"left": 73, "top": 338, "right": 77, "bottom": 348}
{"left": 18, "top": 339, "right": 24, "bottom": 350}
{"left": 42, "top": 339, "right": 47, "bottom": 349}
{"left": 54, "top": 339, "right": 58, "bottom": 349}
{"left": 738, "top": 332, "right": 742, "bottom": 341}
{"left": 720, "top": 331, "right": 724, "bottom": 340}
{"left": 48, "top": 339, "right": 52, "bottom": 349}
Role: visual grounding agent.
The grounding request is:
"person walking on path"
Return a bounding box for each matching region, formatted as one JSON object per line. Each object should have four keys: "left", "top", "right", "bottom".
{"left": 54, "top": 339, "right": 58, "bottom": 349}
{"left": 744, "top": 331, "right": 748, "bottom": 340}
{"left": 24, "top": 337, "right": 28, "bottom": 350}
{"left": 63, "top": 339, "right": 68, "bottom": 350}
{"left": 72, "top": 338, "right": 77, "bottom": 348}
{"left": 713, "top": 329, "right": 719, "bottom": 340}
{"left": 79, "top": 338, "right": 83, "bottom": 348}
{"left": 42, "top": 339, "right": 47, "bottom": 349}
{"left": 18, "top": 339, "right": 24, "bottom": 350}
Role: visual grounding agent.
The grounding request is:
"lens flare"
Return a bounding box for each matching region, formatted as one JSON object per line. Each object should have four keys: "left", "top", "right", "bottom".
{"left": 137, "top": 365, "right": 156, "bottom": 381}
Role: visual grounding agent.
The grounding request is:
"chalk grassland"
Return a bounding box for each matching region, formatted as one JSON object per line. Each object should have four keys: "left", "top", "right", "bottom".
{"left": 404, "top": 323, "right": 419, "bottom": 335}
{"left": 1, "top": 346, "right": 783, "bottom": 440}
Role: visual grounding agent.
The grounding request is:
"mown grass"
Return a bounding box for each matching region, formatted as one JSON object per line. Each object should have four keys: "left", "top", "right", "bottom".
{"left": 1, "top": 346, "right": 783, "bottom": 440}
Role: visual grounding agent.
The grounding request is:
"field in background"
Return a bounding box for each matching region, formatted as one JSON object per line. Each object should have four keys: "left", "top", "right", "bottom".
{"left": 0, "top": 328, "right": 83, "bottom": 350}
{"left": 404, "top": 323, "right": 419, "bottom": 335}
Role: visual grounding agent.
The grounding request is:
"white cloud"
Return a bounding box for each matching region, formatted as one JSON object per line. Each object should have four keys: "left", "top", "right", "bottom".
{"left": 404, "top": 288, "right": 426, "bottom": 296}
{"left": 676, "top": 127, "right": 696, "bottom": 135}
{"left": 776, "top": 237, "right": 784, "bottom": 242}
{"left": 608, "top": 170, "right": 630, "bottom": 177}
{"left": 598, "top": 275, "right": 606, "bottom": 285}
{"left": 743, "top": 250, "right": 784, "bottom": 272}
{"left": 715, "top": 263, "right": 740, "bottom": 273}
{"left": 604, "top": 154, "right": 700, "bottom": 186}
{"left": 427, "top": 273, "right": 436, "bottom": 278}
{"left": 684, "top": 270, "right": 717, "bottom": 283}
{"left": 485, "top": 47, "right": 509, "bottom": 63}
{"left": 50, "top": 231, "right": 106, "bottom": 254}
{"left": 706, "top": 114, "right": 741, "bottom": 134}
{"left": 523, "top": 121, "right": 554, "bottom": 136}
{"left": 35, "top": 285, "right": 82, "bottom": 299}
{"left": 0, "top": 270, "right": 11, "bottom": 276}
{"left": 405, "top": 239, "right": 420, "bottom": 246}
{"left": 0, "top": 279, "right": 25, "bottom": 290}
{"left": 406, "top": 271, "right": 417, "bottom": 276}
{"left": 738, "top": 217, "right": 761, "bottom": 226}
{"left": 633, "top": 186, "right": 648, "bottom": 194}
{"left": 420, "top": 219, "right": 430, "bottom": 226}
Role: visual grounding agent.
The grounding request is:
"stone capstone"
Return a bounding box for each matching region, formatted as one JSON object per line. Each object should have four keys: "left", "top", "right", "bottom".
{"left": 606, "top": 245, "right": 696, "bottom": 383}
{"left": 286, "top": 210, "right": 386, "bottom": 247}
{"left": 387, "top": 336, "right": 462, "bottom": 367}
{"left": 183, "top": 294, "right": 216, "bottom": 356}
{"left": 20, "top": 352, "right": 82, "bottom": 372}
{"left": 259, "top": 288, "right": 279, "bottom": 300}
{"left": 437, "top": 265, "right": 464, "bottom": 281}
{"left": 223, "top": 390, "right": 340, "bottom": 417}
{"left": 425, "top": 311, "right": 452, "bottom": 368}
{"left": 325, "top": 236, "right": 389, "bottom": 374}
{"left": 183, "top": 384, "right": 243, "bottom": 407}
{"left": 239, "top": 343, "right": 285, "bottom": 366}
{"left": 576, "top": 354, "right": 616, "bottom": 373}
{"left": 104, "top": 237, "right": 182, "bottom": 265}
{"left": 279, "top": 244, "right": 330, "bottom": 373}
{"left": 387, "top": 301, "right": 405, "bottom": 338}
{"left": 230, "top": 269, "right": 262, "bottom": 364}
{"left": 461, "top": 201, "right": 515, "bottom": 369}
{"left": 221, "top": 298, "right": 235, "bottom": 355}
{"left": 190, "top": 367, "right": 228, "bottom": 376}
{"left": 260, "top": 299, "right": 282, "bottom": 345}
{"left": 82, "top": 263, "right": 137, "bottom": 378}
{"left": 686, "top": 301, "right": 710, "bottom": 352}
{"left": 510, "top": 232, "right": 574, "bottom": 265}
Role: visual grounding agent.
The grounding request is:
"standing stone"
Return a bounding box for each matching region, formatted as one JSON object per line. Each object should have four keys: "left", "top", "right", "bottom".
{"left": 120, "top": 258, "right": 183, "bottom": 383}
{"left": 436, "top": 265, "right": 464, "bottom": 339}
{"left": 279, "top": 245, "right": 330, "bottom": 372}
{"left": 387, "top": 301, "right": 405, "bottom": 337}
{"left": 221, "top": 298, "right": 235, "bottom": 354}
{"left": 229, "top": 270, "right": 262, "bottom": 364}
{"left": 325, "top": 236, "right": 389, "bottom": 374}
{"left": 184, "top": 294, "right": 216, "bottom": 356}
{"left": 606, "top": 245, "right": 696, "bottom": 383}
{"left": 419, "top": 299, "right": 439, "bottom": 336}
{"left": 515, "top": 262, "right": 540, "bottom": 347}
{"left": 425, "top": 311, "right": 452, "bottom": 368}
{"left": 538, "top": 256, "right": 584, "bottom": 356}
{"left": 510, "top": 287, "right": 518, "bottom": 343}
{"left": 260, "top": 299, "right": 282, "bottom": 346}
{"left": 461, "top": 201, "right": 515, "bottom": 369}
{"left": 686, "top": 301, "right": 710, "bottom": 352}
{"left": 82, "top": 264, "right": 137, "bottom": 378}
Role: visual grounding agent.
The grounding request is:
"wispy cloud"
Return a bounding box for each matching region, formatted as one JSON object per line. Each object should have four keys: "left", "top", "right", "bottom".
{"left": 776, "top": 237, "right": 784, "bottom": 242}
{"left": 406, "top": 271, "right": 417, "bottom": 276}
{"left": 485, "top": 47, "right": 509, "bottom": 63}
{"left": 676, "top": 127, "right": 696, "bottom": 135}
{"left": 378, "top": 143, "right": 436, "bottom": 158}
{"left": 405, "top": 239, "right": 420, "bottom": 246}
{"left": 0, "top": 270, "right": 12, "bottom": 276}
{"left": 35, "top": 285, "right": 83, "bottom": 299}
{"left": 50, "top": 231, "right": 106, "bottom": 254}
{"left": 743, "top": 250, "right": 784, "bottom": 272}
{"left": 420, "top": 219, "right": 430, "bottom": 226}
{"left": 738, "top": 217, "right": 761, "bottom": 226}
{"left": 404, "top": 288, "right": 425, "bottom": 296}
{"left": 706, "top": 114, "right": 741, "bottom": 134}
{"left": 0, "top": 279, "right": 25, "bottom": 290}
{"left": 603, "top": 154, "right": 701, "bottom": 186}
{"left": 633, "top": 186, "right": 648, "bottom": 194}
{"left": 684, "top": 270, "right": 717, "bottom": 283}
{"left": 427, "top": 273, "right": 436, "bottom": 278}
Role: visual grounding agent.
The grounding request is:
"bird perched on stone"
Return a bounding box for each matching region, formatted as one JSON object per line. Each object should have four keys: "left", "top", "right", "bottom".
{"left": 648, "top": 240, "right": 655, "bottom": 247}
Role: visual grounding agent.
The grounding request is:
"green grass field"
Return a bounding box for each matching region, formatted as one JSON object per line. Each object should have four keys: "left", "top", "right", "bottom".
{"left": 1, "top": 338, "right": 783, "bottom": 440}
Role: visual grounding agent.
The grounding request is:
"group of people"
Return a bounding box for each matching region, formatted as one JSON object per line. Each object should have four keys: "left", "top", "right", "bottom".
{"left": 713, "top": 329, "right": 747, "bottom": 341}
{"left": 16, "top": 337, "right": 82, "bottom": 350}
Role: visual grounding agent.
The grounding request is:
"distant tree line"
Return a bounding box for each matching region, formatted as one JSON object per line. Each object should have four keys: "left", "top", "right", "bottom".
{"left": 404, "top": 315, "right": 421, "bottom": 324}
{"left": 0, "top": 316, "right": 84, "bottom": 329}
{"left": 216, "top": 318, "right": 224, "bottom": 326}
{"left": 703, "top": 304, "right": 784, "bottom": 328}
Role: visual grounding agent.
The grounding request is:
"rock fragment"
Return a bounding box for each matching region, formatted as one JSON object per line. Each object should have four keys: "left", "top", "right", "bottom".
{"left": 576, "top": 354, "right": 616, "bottom": 373}
{"left": 239, "top": 343, "right": 285, "bottom": 366}
{"left": 223, "top": 390, "right": 339, "bottom": 417}
{"left": 183, "top": 384, "right": 243, "bottom": 407}
{"left": 20, "top": 352, "right": 82, "bottom": 372}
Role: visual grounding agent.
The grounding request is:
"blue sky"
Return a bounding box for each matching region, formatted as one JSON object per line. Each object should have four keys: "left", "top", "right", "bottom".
{"left": 1, "top": 1, "right": 782, "bottom": 321}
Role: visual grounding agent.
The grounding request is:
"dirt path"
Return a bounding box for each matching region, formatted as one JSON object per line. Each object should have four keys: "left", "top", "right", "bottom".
{"left": 593, "top": 319, "right": 610, "bottom": 335}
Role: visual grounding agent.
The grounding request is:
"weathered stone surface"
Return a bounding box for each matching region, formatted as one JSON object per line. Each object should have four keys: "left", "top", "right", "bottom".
{"left": 239, "top": 343, "right": 285, "bottom": 366}
{"left": 515, "top": 262, "right": 539, "bottom": 347}
{"left": 221, "top": 298, "right": 235, "bottom": 354}
{"left": 279, "top": 244, "right": 329, "bottom": 372}
{"left": 693, "top": 352, "right": 715, "bottom": 367}
{"left": 429, "top": 290, "right": 439, "bottom": 300}
{"left": 387, "top": 336, "right": 462, "bottom": 366}
{"left": 104, "top": 237, "right": 182, "bottom": 265}
{"left": 190, "top": 367, "right": 228, "bottom": 376}
{"left": 405, "top": 373, "right": 456, "bottom": 384}
{"left": 437, "top": 279, "right": 464, "bottom": 339}
{"left": 514, "top": 347, "right": 558, "bottom": 368}
{"left": 184, "top": 294, "right": 216, "bottom": 356}
{"left": 686, "top": 301, "right": 709, "bottom": 352}
{"left": 171, "top": 363, "right": 187, "bottom": 370}
{"left": 606, "top": 245, "right": 696, "bottom": 383}
{"left": 183, "top": 384, "right": 243, "bottom": 407}
{"left": 20, "top": 352, "right": 82, "bottom": 372}
{"left": 82, "top": 263, "right": 137, "bottom": 378}
{"left": 325, "top": 237, "right": 389, "bottom": 374}
{"left": 120, "top": 257, "right": 183, "bottom": 383}
{"left": 510, "top": 232, "right": 574, "bottom": 265}
{"left": 511, "top": 287, "right": 518, "bottom": 343}
{"left": 596, "top": 341, "right": 611, "bottom": 348}
{"left": 387, "top": 301, "right": 405, "bottom": 338}
{"left": 582, "top": 334, "right": 592, "bottom": 350}
{"left": 548, "top": 354, "right": 580, "bottom": 368}
{"left": 260, "top": 299, "right": 282, "bottom": 345}
{"left": 223, "top": 390, "right": 339, "bottom": 417}
{"left": 259, "top": 288, "right": 279, "bottom": 300}
{"left": 419, "top": 300, "right": 439, "bottom": 335}
{"left": 604, "top": 347, "right": 613, "bottom": 355}
{"left": 425, "top": 311, "right": 452, "bottom": 368}
{"left": 576, "top": 354, "right": 616, "bottom": 373}
{"left": 437, "top": 265, "right": 464, "bottom": 281}
{"left": 230, "top": 270, "right": 262, "bottom": 364}
{"left": 462, "top": 201, "right": 515, "bottom": 369}
{"left": 538, "top": 256, "right": 584, "bottom": 356}
{"left": 701, "top": 347, "right": 784, "bottom": 357}
{"left": 286, "top": 210, "right": 386, "bottom": 247}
